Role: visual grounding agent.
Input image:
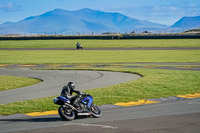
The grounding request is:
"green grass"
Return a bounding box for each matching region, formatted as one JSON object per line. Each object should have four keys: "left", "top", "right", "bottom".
{"left": 0, "top": 50, "right": 200, "bottom": 64}
{"left": 0, "top": 39, "right": 200, "bottom": 48}
{"left": 0, "top": 68, "right": 200, "bottom": 115}
{"left": 0, "top": 75, "right": 41, "bottom": 91}
{"left": 86, "top": 68, "right": 200, "bottom": 105}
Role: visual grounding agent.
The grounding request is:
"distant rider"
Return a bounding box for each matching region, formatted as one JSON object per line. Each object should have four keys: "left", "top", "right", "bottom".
{"left": 60, "top": 82, "right": 84, "bottom": 107}
{"left": 76, "top": 42, "right": 83, "bottom": 49}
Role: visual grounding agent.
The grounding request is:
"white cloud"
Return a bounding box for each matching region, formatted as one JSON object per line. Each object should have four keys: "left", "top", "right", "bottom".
{"left": 189, "top": 4, "right": 196, "bottom": 7}
{"left": 0, "top": 2, "right": 22, "bottom": 12}
{"left": 153, "top": 6, "right": 178, "bottom": 11}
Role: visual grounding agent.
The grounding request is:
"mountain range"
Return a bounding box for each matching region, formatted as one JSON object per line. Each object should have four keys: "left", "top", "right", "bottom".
{"left": 0, "top": 8, "right": 168, "bottom": 34}
{"left": 0, "top": 8, "right": 199, "bottom": 34}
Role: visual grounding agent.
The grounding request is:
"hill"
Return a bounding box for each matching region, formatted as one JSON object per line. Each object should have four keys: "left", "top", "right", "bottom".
{"left": 0, "top": 8, "right": 168, "bottom": 34}
{"left": 171, "top": 16, "right": 200, "bottom": 29}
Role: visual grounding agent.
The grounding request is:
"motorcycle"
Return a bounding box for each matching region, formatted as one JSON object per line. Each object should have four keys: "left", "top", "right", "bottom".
{"left": 53, "top": 93, "right": 101, "bottom": 121}
{"left": 76, "top": 44, "right": 83, "bottom": 49}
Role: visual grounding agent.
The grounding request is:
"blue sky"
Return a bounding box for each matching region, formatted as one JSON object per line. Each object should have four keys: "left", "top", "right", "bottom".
{"left": 0, "top": 0, "right": 200, "bottom": 25}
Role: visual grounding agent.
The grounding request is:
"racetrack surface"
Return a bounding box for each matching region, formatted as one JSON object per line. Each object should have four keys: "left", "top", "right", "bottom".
{"left": 0, "top": 68, "right": 141, "bottom": 104}
{"left": 1, "top": 63, "right": 200, "bottom": 71}
{"left": 1, "top": 98, "right": 200, "bottom": 133}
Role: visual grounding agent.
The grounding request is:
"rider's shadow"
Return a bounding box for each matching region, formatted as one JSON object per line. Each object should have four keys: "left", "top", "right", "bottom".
{"left": 0, "top": 116, "right": 61, "bottom": 122}
{"left": 0, "top": 115, "right": 92, "bottom": 122}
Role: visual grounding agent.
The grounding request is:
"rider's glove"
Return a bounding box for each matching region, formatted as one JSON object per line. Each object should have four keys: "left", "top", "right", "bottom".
{"left": 80, "top": 91, "right": 85, "bottom": 95}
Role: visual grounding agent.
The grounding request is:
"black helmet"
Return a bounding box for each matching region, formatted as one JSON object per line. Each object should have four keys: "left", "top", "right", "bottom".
{"left": 67, "top": 82, "right": 75, "bottom": 90}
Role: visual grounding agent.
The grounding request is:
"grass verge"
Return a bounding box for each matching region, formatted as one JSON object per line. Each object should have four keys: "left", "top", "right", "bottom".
{"left": 0, "top": 68, "right": 200, "bottom": 115}
{"left": 0, "top": 50, "right": 200, "bottom": 64}
{"left": 0, "top": 75, "right": 41, "bottom": 91}
{"left": 0, "top": 39, "right": 200, "bottom": 48}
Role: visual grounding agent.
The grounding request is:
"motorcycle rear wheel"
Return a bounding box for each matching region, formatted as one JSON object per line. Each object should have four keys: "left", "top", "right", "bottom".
{"left": 58, "top": 106, "right": 75, "bottom": 121}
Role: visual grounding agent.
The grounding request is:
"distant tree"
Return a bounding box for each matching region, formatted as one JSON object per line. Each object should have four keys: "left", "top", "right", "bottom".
{"left": 130, "top": 31, "right": 135, "bottom": 34}
{"left": 102, "top": 32, "right": 117, "bottom": 35}
{"left": 142, "top": 31, "right": 151, "bottom": 33}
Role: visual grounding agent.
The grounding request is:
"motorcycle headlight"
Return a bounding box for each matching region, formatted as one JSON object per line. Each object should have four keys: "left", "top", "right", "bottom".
{"left": 53, "top": 97, "right": 58, "bottom": 104}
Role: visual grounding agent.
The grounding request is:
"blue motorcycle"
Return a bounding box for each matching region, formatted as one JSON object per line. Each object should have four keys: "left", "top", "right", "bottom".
{"left": 53, "top": 93, "right": 101, "bottom": 121}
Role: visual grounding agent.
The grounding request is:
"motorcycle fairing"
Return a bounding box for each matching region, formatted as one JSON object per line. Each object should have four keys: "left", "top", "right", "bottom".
{"left": 82, "top": 95, "right": 93, "bottom": 108}
{"left": 54, "top": 96, "right": 70, "bottom": 105}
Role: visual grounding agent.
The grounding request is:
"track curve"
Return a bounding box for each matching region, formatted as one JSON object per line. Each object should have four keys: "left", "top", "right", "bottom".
{"left": 0, "top": 68, "right": 141, "bottom": 104}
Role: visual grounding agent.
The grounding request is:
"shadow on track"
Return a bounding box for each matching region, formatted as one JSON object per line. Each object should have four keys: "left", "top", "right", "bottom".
{"left": 0, "top": 117, "right": 61, "bottom": 122}
{"left": 0, "top": 115, "right": 92, "bottom": 122}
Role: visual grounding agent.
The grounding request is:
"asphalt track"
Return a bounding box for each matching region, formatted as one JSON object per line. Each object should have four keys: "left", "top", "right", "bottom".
{"left": 1, "top": 98, "right": 200, "bottom": 133}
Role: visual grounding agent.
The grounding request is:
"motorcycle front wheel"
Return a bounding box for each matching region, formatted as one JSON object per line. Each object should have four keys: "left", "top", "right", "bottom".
{"left": 90, "top": 104, "right": 102, "bottom": 118}
{"left": 58, "top": 106, "right": 75, "bottom": 121}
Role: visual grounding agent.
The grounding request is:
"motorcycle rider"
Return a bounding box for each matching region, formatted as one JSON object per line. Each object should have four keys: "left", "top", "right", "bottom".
{"left": 60, "top": 82, "right": 84, "bottom": 107}
{"left": 76, "top": 42, "right": 83, "bottom": 49}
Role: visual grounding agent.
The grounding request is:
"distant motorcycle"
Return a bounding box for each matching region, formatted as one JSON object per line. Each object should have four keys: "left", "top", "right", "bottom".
{"left": 53, "top": 93, "right": 101, "bottom": 121}
{"left": 76, "top": 43, "right": 83, "bottom": 49}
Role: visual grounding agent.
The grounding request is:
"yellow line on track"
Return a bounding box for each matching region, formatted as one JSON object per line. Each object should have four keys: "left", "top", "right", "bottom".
{"left": 177, "top": 93, "right": 200, "bottom": 99}
{"left": 26, "top": 110, "right": 58, "bottom": 116}
{"left": 114, "top": 99, "right": 159, "bottom": 106}
{"left": 18, "top": 65, "right": 36, "bottom": 67}
{"left": 0, "top": 64, "right": 9, "bottom": 66}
